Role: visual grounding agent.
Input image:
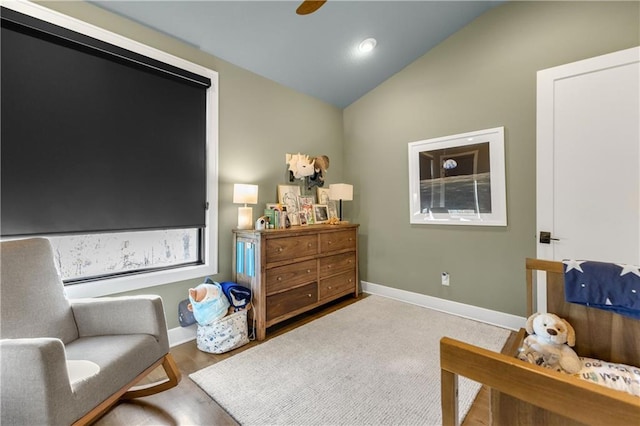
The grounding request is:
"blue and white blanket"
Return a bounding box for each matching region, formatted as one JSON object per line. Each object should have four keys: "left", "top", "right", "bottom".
{"left": 563, "top": 260, "right": 640, "bottom": 319}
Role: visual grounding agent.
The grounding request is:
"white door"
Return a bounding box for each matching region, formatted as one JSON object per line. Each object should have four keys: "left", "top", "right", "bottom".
{"left": 537, "top": 47, "right": 640, "bottom": 270}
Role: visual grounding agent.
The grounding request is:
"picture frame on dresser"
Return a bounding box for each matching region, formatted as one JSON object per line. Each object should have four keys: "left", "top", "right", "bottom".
{"left": 277, "top": 185, "right": 301, "bottom": 217}
{"left": 327, "top": 200, "right": 338, "bottom": 220}
{"left": 298, "top": 212, "right": 308, "bottom": 226}
{"left": 287, "top": 210, "right": 300, "bottom": 226}
{"left": 317, "top": 187, "right": 331, "bottom": 205}
{"left": 298, "top": 196, "right": 314, "bottom": 224}
{"left": 312, "top": 204, "right": 329, "bottom": 223}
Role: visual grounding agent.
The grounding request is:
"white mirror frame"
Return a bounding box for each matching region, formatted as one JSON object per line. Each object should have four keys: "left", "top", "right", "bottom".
{"left": 408, "top": 127, "right": 507, "bottom": 226}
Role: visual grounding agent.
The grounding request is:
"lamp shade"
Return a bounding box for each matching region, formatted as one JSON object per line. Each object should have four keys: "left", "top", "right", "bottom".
{"left": 233, "top": 184, "right": 258, "bottom": 205}
{"left": 329, "top": 183, "right": 353, "bottom": 201}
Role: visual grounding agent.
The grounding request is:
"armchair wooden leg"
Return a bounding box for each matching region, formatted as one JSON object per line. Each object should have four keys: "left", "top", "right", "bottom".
{"left": 122, "top": 353, "right": 182, "bottom": 399}
{"left": 73, "top": 354, "right": 182, "bottom": 426}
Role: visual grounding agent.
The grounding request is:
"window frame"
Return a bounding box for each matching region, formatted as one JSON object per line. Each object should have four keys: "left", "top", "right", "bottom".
{"left": 5, "top": 1, "right": 219, "bottom": 298}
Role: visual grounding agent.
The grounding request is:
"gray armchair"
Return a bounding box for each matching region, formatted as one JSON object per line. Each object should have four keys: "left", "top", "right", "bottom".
{"left": 0, "top": 238, "right": 181, "bottom": 425}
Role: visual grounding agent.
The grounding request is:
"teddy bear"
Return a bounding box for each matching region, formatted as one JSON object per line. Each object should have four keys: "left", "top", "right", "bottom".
{"left": 187, "top": 278, "right": 230, "bottom": 326}
{"left": 518, "top": 312, "right": 582, "bottom": 374}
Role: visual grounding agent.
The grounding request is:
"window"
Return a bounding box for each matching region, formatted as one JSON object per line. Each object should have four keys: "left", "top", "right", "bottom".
{"left": 49, "top": 229, "right": 201, "bottom": 283}
{"left": 2, "top": 1, "right": 219, "bottom": 298}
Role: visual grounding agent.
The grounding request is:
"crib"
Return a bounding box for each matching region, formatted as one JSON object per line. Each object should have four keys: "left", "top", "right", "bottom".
{"left": 440, "top": 258, "right": 640, "bottom": 425}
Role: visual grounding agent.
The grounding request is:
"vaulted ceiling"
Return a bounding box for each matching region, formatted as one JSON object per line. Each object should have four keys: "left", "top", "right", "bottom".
{"left": 92, "top": 1, "right": 503, "bottom": 108}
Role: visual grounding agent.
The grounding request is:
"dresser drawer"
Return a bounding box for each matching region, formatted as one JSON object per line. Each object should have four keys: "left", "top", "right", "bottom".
{"left": 319, "top": 252, "right": 356, "bottom": 278}
{"left": 266, "top": 259, "right": 317, "bottom": 294}
{"left": 319, "top": 230, "right": 356, "bottom": 253}
{"left": 319, "top": 271, "right": 356, "bottom": 300}
{"left": 266, "top": 235, "right": 317, "bottom": 263}
{"left": 266, "top": 283, "right": 318, "bottom": 321}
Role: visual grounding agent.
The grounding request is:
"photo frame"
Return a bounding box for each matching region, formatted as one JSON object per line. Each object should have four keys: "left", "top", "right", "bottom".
{"left": 407, "top": 126, "right": 506, "bottom": 226}
{"left": 298, "top": 211, "right": 309, "bottom": 226}
{"left": 327, "top": 200, "right": 339, "bottom": 220}
{"left": 287, "top": 211, "right": 300, "bottom": 226}
{"left": 277, "top": 185, "right": 301, "bottom": 217}
{"left": 298, "top": 196, "right": 314, "bottom": 224}
{"left": 312, "top": 204, "right": 329, "bottom": 224}
{"left": 316, "top": 187, "right": 331, "bottom": 205}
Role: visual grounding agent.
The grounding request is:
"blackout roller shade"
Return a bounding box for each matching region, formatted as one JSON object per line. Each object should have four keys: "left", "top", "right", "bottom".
{"left": 1, "top": 8, "right": 211, "bottom": 237}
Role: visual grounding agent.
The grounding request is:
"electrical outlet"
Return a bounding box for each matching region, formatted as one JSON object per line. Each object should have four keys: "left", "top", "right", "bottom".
{"left": 441, "top": 272, "right": 450, "bottom": 286}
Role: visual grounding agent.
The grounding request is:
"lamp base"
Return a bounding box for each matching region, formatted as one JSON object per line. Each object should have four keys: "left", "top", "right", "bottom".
{"left": 237, "top": 206, "right": 253, "bottom": 230}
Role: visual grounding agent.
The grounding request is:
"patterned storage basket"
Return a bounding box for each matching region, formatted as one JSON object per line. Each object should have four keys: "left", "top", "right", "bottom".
{"left": 196, "top": 309, "right": 249, "bottom": 354}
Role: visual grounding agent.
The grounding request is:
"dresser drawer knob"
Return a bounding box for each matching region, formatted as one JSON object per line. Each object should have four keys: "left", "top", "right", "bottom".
{"left": 307, "top": 294, "right": 312, "bottom": 298}
{"left": 328, "top": 241, "right": 332, "bottom": 245}
{"left": 277, "top": 277, "right": 282, "bottom": 281}
{"left": 327, "top": 265, "right": 332, "bottom": 269}
{"left": 348, "top": 278, "right": 353, "bottom": 283}
{"left": 306, "top": 269, "right": 311, "bottom": 273}
{"left": 308, "top": 243, "right": 312, "bottom": 247}
{"left": 278, "top": 247, "right": 283, "bottom": 252}
{"left": 328, "top": 286, "right": 332, "bottom": 290}
{"left": 348, "top": 259, "right": 352, "bottom": 264}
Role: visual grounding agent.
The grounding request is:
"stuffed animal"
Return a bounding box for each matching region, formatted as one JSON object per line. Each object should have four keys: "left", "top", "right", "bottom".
{"left": 187, "top": 279, "right": 230, "bottom": 326}
{"left": 286, "top": 153, "right": 315, "bottom": 180}
{"left": 308, "top": 155, "right": 330, "bottom": 188}
{"left": 285, "top": 153, "right": 330, "bottom": 188}
{"left": 518, "top": 312, "right": 582, "bottom": 374}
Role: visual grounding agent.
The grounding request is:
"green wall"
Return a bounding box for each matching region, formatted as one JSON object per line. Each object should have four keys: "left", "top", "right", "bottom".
{"left": 343, "top": 1, "right": 639, "bottom": 316}
{"left": 38, "top": 1, "right": 639, "bottom": 327}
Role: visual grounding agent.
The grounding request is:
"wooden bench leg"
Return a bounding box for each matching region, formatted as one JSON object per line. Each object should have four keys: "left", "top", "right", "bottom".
{"left": 441, "top": 369, "right": 459, "bottom": 426}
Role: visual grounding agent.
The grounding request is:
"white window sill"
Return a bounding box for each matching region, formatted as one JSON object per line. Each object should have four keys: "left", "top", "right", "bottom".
{"left": 64, "top": 260, "right": 217, "bottom": 298}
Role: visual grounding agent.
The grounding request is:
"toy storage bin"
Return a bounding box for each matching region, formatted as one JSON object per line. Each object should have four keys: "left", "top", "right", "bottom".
{"left": 196, "top": 310, "right": 249, "bottom": 354}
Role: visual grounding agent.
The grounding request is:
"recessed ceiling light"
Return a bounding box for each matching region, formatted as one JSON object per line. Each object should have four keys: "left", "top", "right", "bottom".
{"left": 358, "top": 38, "right": 377, "bottom": 53}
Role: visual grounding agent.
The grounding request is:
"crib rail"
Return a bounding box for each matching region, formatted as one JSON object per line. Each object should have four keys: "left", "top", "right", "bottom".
{"left": 440, "top": 336, "right": 640, "bottom": 426}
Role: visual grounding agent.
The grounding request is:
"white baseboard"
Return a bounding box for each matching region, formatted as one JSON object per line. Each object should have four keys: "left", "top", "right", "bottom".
{"left": 168, "top": 282, "right": 527, "bottom": 346}
{"left": 168, "top": 324, "right": 196, "bottom": 347}
{"left": 361, "top": 281, "right": 526, "bottom": 331}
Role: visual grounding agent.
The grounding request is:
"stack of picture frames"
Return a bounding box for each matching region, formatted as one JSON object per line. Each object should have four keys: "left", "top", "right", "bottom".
{"left": 274, "top": 185, "right": 339, "bottom": 227}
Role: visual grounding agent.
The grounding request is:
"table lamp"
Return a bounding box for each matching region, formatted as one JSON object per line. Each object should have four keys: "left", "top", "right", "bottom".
{"left": 329, "top": 183, "right": 353, "bottom": 222}
{"left": 233, "top": 183, "right": 258, "bottom": 229}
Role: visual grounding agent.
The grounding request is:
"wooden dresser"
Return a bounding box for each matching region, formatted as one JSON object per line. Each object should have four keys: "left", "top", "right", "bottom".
{"left": 232, "top": 224, "right": 359, "bottom": 340}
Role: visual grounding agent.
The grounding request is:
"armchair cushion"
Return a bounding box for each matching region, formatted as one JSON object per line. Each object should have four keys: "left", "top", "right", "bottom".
{"left": 64, "top": 334, "right": 167, "bottom": 421}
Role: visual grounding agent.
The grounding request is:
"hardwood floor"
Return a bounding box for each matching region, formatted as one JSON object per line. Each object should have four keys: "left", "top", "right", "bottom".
{"left": 94, "top": 294, "right": 505, "bottom": 425}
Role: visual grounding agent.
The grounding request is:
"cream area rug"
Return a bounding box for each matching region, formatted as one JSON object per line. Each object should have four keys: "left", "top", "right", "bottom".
{"left": 190, "top": 295, "right": 511, "bottom": 425}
